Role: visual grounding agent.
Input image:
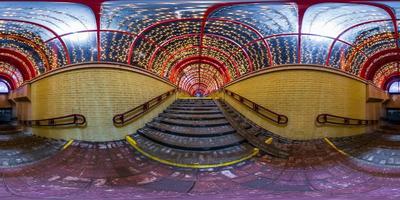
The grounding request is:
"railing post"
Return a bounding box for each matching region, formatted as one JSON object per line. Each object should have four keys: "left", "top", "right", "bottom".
{"left": 223, "top": 89, "right": 288, "bottom": 125}
{"left": 143, "top": 102, "right": 149, "bottom": 110}
{"left": 120, "top": 115, "right": 124, "bottom": 124}
{"left": 317, "top": 114, "right": 377, "bottom": 126}
{"left": 112, "top": 89, "right": 175, "bottom": 126}
{"left": 253, "top": 103, "right": 258, "bottom": 111}
{"left": 20, "top": 114, "right": 86, "bottom": 127}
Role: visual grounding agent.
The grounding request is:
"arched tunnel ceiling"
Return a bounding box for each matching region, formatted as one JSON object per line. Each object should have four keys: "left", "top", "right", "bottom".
{"left": 0, "top": 1, "right": 400, "bottom": 95}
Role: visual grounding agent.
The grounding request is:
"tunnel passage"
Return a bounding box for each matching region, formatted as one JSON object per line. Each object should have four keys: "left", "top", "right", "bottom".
{"left": 1, "top": 1, "right": 400, "bottom": 200}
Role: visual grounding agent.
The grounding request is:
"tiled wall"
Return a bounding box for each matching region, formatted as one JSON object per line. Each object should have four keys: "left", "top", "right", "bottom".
{"left": 30, "top": 65, "right": 175, "bottom": 141}
{"left": 224, "top": 68, "right": 373, "bottom": 140}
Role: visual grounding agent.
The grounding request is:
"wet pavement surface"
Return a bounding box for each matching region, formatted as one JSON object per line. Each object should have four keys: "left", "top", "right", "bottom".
{"left": 2, "top": 106, "right": 400, "bottom": 199}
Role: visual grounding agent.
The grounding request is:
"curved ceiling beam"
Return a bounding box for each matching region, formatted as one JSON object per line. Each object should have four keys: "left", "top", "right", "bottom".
{"left": 174, "top": 59, "right": 227, "bottom": 83}
{"left": 174, "top": 63, "right": 226, "bottom": 89}
{"left": 295, "top": 1, "right": 398, "bottom": 63}
{"left": 200, "top": 2, "right": 275, "bottom": 66}
{"left": 360, "top": 49, "right": 400, "bottom": 80}
{"left": 325, "top": 19, "right": 394, "bottom": 66}
{"left": 0, "top": 48, "right": 36, "bottom": 79}
{"left": 0, "top": 73, "right": 16, "bottom": 89}
{"left": 0, "top": 34, "right": 52, "bottom": 71}
{"left": 383, "top": 72, "right": 400, "bottom": 89}
{"left": 173, "top": 56, "right": 230, "bottom": 94}
{"left": 178, "top": 75, "right": 220, "bottom": 94}
{"left": 178, "top": 66, "right": 221, "bottom": 87}
{"left": 127, "top": 18, "right": 196, "bottom": 64}
{"left": 147, "top": 33, "right": 253, "bottom": 72}
{"left": 127, "top": 17, "right": 273, "bottom": 66}
{"left": 207, "top": 18, "right": 271, "bottom": 68}
{"left": 45, "top": 29, "right": 161, "bottom": 65}
{"left": 188, "top": 82, "right": 209, "bottom": 94}
{"left": 180, "top": 75, "right": 214, "bottom": 91}
{"left": 190, "top": 87, "right": 207, "bottom": 96}
{"left": 344, "top": 33, "right": 394, "bottom": 72}
{"left": 295, "top": 1, "right": 327, "bottom": 63}
{"left": 169, "top": 56, "right": 230, "bottom": 83}
{"left": 161, "top": 45, "right": 240, "bottom": 78}
{"left": 180, "top": 76, "right": 199, "bottom": 91}
{"left": 45, "top": 29, "right": 138, "bottom": 42}
{"left": 0, "top": 18, "right": 71, "bottom": 64}
{"left": 180, "top": 76, "right": 219, "bottom": 93}
{"left": 20, "top": 0, "right": 105, "bottom": 61}
{"left": 356, "top": 2, "right": 398, "bottom": 49}
{"left": 187, "top": 81, "right": 209, "bottom": 92}
{"left": 177, "top": 67, "right": 223, "bottom": 90}
{"left": 0, "top": 54, "right": 31, "bottom": 80}
{"left": 232, "top": 32, "right": 369, "bottom": 64}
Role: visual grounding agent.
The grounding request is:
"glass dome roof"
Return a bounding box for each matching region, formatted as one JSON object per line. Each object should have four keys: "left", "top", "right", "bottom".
{"left": 0, "top": 0, "right": 399, "bottom": 94}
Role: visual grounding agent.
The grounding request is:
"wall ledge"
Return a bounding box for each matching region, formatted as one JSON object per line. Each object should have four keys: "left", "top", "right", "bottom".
{"left": 224, "top": 64, "right": 368, "bottom": 88}
{"left": 23, "top": 62, "right": 176, "bottom": 88}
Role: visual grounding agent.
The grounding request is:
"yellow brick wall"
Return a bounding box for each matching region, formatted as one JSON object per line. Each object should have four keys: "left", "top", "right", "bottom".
{"left": 208, "top": 91, "right": 223, "bottom": 99}
{"left": 225, "top": 68, "right": 369, "bottom": 140}
{"left": 176, "top": 90, "right": 192, "bottom": 98}
{"left": 30, "top": 65, "right": 175, "bottom": 141}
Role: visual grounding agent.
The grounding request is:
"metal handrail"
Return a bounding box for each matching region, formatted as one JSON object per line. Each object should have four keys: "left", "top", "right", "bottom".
{"left": 223, "top": 89, "right": 288, "bottom": 125}
{"left": 20, "top": 114, "right": 86, "bottom": 127}
{"left": 113, "top": 89, "right": 176, "bottom": 126}
{"left": 316, "top": 114, "right": 378, "bottom": 126}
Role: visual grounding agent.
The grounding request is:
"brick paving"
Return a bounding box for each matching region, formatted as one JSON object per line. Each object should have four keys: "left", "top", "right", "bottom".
{"left": 1, "top": 102, "right": 400, "bottom": 199}
{"left": 0, "top": 124, "right": 65, "bottom": 168}
{"left": 0, "top": 138, "right": 400, "bottom": 199}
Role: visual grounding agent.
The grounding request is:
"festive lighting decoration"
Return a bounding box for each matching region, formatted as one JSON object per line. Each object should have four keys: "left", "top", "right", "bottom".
{"left": 0, "top": 1, "right": 399, "bottom": 94}
{"left": 0, "top": 61, "right": 23, "bottom": 88}
{"left": 373, "top": 62, "right": 400, "bottom": 88}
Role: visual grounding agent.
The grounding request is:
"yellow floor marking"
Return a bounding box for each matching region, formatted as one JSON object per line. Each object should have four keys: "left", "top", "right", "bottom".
{"left": 324, "top": 138, "right": 349, "bottom": 156}
{"left": 62, "top": 140, "right": 74, "bottom": 150}
{"left": 265, "top": 137, "right": 273, "bottom": 145}
{"left": 126, "top": 135, "right": 259, "bottom": 168}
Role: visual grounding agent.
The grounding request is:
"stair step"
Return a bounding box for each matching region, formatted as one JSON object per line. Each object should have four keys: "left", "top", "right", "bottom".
{"left": 155, "top": 117, "right": 229, "bottom": 127}
{"left": 164, "top": 109, "right": 222, "bottom": 115}
{"left": 168, "top": 106, "right": 219, "bottom": 111}
{"left": 138, "top": 127, "right": 245, "bottom": 150}
{"left": 159, "top": 113, "right": 225, "bottom": 120}
{"left": 172, "top": 103, "right": 216, "bottom": 107}
{"left": 146, "top": 122, "right": 236, "bottom": 137}
{"left": 131, "top": 134, "right": 254, "bottom": 165}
